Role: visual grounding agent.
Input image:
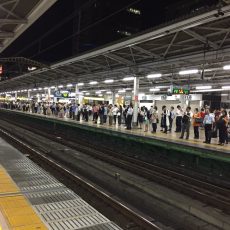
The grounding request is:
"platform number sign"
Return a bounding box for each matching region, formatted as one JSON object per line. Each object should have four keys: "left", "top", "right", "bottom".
{"left": 173, "top": 88, "right": 189, "bottom": 95}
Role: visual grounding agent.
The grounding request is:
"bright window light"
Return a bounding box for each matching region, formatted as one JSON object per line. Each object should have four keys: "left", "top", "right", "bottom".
{"left": 89, "top": 81, "right": 98, "bottom": 85}
{"left": 147, "top": 73, "right": 162, "bottom": 79}
{"left": 196, "top": 86, "right": 212, "bottom": 90}
{"left": 67, "top": 84, "right": 73, "bottom": 87}
{"left": 223, "top": 65, "right": 230, "bottom": 70}
{"left": 149, "top": 88, "right": 160, "bottom": 92}
{"left": 222, "top": 86, "right": 230, "bottom": 89}
{"left": 179, "top": 69, "right": 199, "bottom": 75}
{"left": 104, "top": 79, "right": 114, "bottom": 83}
{"left": 123, "top": 76, "right": 134, "bottom": 81}
{"left": 77, "top": 83, "right": 84, "bottom": 86}
{"left": 58, "top": 85, "right": 63, "bottom": 88}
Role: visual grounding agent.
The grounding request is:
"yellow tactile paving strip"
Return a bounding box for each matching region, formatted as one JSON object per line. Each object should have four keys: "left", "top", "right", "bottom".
{"left": 0, "top": 166, "right": 47, "bottom": 230}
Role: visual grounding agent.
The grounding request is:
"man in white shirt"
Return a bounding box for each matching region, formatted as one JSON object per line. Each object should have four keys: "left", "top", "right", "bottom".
{"left": 175, "top": 105, "right": 183, "bottom": 132}
{"left": 203, "top": 108, "right": 215, "bottom": 144}
{"left": 126, "top": 105, "right": 133, "bottom": 130}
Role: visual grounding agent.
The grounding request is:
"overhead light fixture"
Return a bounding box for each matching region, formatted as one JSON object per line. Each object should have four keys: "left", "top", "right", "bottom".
{"left": 222, "top": 86, "right": 230, "bottom": 89}
{"left": 38, "top": 88, "right": 42, "bottom": 90}
{"left": 67, "top": 84, "right": 73, "bottom": 87}
{"left": 147, "top": 73, "right": 162, "bottom": 79}
{"left": 89, "top": 81, "right": 98, "bottom": 85}
{"left": 95, "top": 91, "right": 101, "bottom": 94}
{"left": 106, "top": 91, "right": 112, "bottom": 94}
{"left": 118, "top": 89, "right": 126, "bottom": 93}
{"left": 98, "top": 94, "right": 103, "bottom": 97}
{"left": 196, "top": 86, "right": 212, "bottom": 90}
{"left": 44, "top": 87, "right": 48, "bottom": 90}
{"left": 179, "top": 69, "right": 199, "bottom": 75}
{"left": 100, "top": 90, "right": 107, "bottom": 92}
{"left": 81, "top": 91, "right": 88, "bottom": 93}
{"left": 77, "top": 83, "right": 84, "bottom": 86}
{"left": 191, "top": 88, "right": 224, "bottom": 93}
{"left": 221, "top": 94, "right": 228, "bottom": 96}
{"left": 223, "top": 65, "right": 230, "bottom": 70}
{"left": 149, "top": 88, "right": 160, "bottom": 92}
{"left": 123, "top": 76, "right": 134, "bottom": 81}
{"left": 58, "top": 85, "right": 63, "bottom": 88}
{"left": 85, "top": 92, "right": 90, "bottom": 95}
{"left": 50, "top": 86, "right": 56, "bottom": 89}
{"left": 104, "top": 79, "right": 114, "bottom": 83}
{"left": 33, "top": 88, "right": 37, "bottom": 91}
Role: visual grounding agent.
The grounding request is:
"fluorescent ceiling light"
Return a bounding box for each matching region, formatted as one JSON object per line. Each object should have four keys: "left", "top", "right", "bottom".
{"left": 118, "top": 89, "right": 126, "bottom": 93}
{"left": 38, "top": 88, "right": 42, "bottom": 90}
{"left": 221, "top": 94, "right": 228, "bottom": 96}
{"left": 50, "top": 86, "right": 56, "bottom": 89}
{"left": 58, "top": 85, "right": 63, "bottom": 88}
{"left": 44, "top": 87, "right": 48, "bottom": 90}
{"left": 123, "top": 76, "right": 134, "bottom": 81}
{"left": 95, "top": 91, "right": 101, "bottom": 94}
{"left": 81, "top": 91, "right": 88, "bottom": 93}
{"left": 89, "top": 81, "right": 98, "bottom": 85}
{"left": 106, "top": 91, "right": 112, "bottom": 94}
{"left": 179, "top": 69, "right": 199, "bottom": 75}
{"left": 67, "top": 84, "right": 73, "bottom": 87}
{"left": 222, "top": 86, "right": 230, "bottom": 89}
{"left": 85, "top": 92, "right": 90, "bottom": 95}
{"left": 223, "top": 65, "right": 230, "bottom": 70}
{"left": 98, "top": 94, "right": 103, "bottom": 97}
{"left": 149, "top": 88, "right": 160, "bottom": 92}
{"left": 77, "top": 83, "right": 84, "bottom": 86}
{"left": 33, "top": 89, "right": 37, "bottom": 91}
{"left": 196, "top": 86, "right": 212, "bottom": 90}
{"left": 100, "top": 90, "right": 107, "bottom": 92}
{"left": 191, "top": 88, "right": 224, "bottom": 93}
{"left": 147, "top": 73, "right": 162, "bottom": 79}
{"left": 104, "top": 79, "right": 114, "bottom": 83}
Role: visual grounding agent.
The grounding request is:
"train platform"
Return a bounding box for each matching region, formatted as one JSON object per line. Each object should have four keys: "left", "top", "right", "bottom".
{"left": 5, "top": 109, "right": 229, "bottom": 155}
{"left": 0, "top": 137, "right": 122, "bottom": 230}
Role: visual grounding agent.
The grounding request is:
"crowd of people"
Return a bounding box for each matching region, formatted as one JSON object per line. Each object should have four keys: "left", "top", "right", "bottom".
{"left": 0, "top": 100, "right": 229, "bottom": 146}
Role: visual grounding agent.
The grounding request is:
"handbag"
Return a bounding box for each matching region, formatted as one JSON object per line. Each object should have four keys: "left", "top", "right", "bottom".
{"left": 195, "top": 118, "right": 203, "bottom": 123}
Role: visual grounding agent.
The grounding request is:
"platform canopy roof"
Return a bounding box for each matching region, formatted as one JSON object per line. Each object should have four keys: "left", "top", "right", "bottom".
{"left": 1, "top": 4, "right": 230, "bottom": 95}
{"left": 0, "top": 0, "right": 56, "bottom": 53}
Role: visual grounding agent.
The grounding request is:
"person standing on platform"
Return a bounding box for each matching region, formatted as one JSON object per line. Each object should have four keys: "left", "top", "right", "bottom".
{"left": 117, "top": 105, "right": 123, "bottom": 126}
{"left": 151, "top": 106, "right": 158, "bottom": 133}
{"left": 169, "top": 106, "right": 175, "bottom": 132}
{"left": 112, "top": 105, "right": 118, "bottom": 125}
{"left": 143, "top": 107, "right": 149, "bottom": 132}
{"left": 203, "top": 108, "right": 215, "bottom": 144}
{"left": 192, "top": 108, "right": 201, "bottom": 139}
{"left": 180, "top": 106, "right": 192, "bottom": 140}
{"left": 72, "top": 103, "right": 76, "bottom": 120}
{"left": 126, "top": 105, "right": 133, "bottom": 130}
{"left": 218, "top": 110, "right": 228, "bottom": 146}
{"left": 99, "top": 104, "right": 104, "bottom": 125}
{"left": 103, "top": 104, "right": 108, "bottom": 123}
{"left": 138, "top": 107, "right": 144, "bottom": 129}
{"left": 108, "top": 105, "right": 113, "bottom": 126}
{"left": 175, "top": 105, "right": 183, "bottom": 132}
{"left": 162, "top": 106, "right": 170, "bottom": 133}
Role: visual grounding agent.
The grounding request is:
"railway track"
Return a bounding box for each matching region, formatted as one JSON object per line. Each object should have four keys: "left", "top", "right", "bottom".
{"left": 0, "top": 127, "right": 161, "bottom": 230}
{"left": 0, "top": 117, "right": 229, "bottom": 214}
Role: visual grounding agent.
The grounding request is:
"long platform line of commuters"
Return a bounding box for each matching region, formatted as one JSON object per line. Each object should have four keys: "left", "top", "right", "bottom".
{"left": 0, "top": 101, "right": 229, "bottom": 147}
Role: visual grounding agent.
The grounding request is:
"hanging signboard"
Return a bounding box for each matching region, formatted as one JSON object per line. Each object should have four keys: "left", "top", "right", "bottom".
{"left": 54, "top": 90, "right": 69, "bottom": 98}
{"left": 172, "top": 88, "right": 190, "bottom": 95}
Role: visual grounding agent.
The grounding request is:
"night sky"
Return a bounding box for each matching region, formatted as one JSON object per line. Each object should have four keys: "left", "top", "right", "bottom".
{"left": 1, "top": 0, "right": 219, "bottom": 64}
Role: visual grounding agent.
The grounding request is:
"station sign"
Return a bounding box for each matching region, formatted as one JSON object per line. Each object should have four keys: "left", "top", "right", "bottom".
{"left": 172, "top": 88, "right": 190, "bottom": 95}
{"left": 54, "top": 90, "right": 69, "bottom": 98}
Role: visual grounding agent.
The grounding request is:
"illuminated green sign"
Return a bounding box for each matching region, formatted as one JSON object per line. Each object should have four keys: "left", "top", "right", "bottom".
{"left": 172, "top": 88, "right": 189, "bottom": 95}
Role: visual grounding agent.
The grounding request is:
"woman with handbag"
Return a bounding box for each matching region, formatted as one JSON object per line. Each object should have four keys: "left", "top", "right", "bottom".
{"left": 193, "top": 108, "right": 201, "bottom": 139}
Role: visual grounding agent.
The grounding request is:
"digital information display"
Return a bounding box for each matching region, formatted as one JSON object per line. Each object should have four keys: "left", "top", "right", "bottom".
{"left": 172, "top": 88, "right": 190, "bottom": 95}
